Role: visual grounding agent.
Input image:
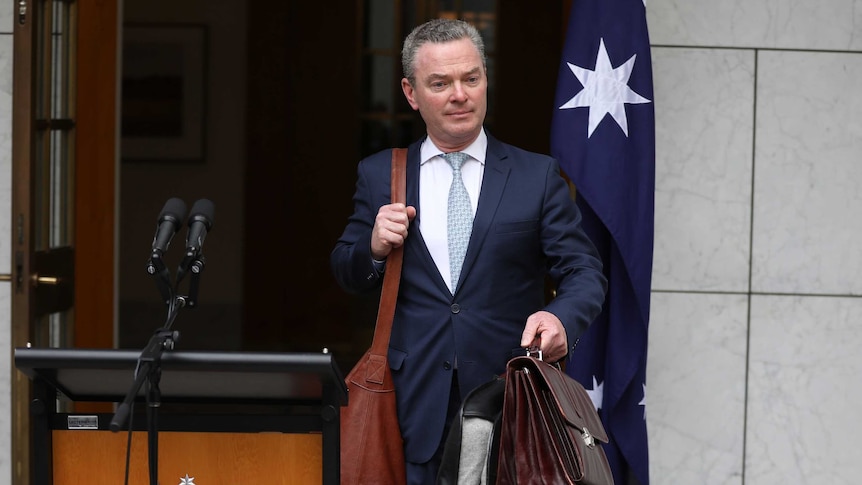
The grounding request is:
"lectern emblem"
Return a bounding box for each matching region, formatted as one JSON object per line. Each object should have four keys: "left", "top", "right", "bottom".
{"left": 179, "top": 474, "right": 195, "bottom": 485}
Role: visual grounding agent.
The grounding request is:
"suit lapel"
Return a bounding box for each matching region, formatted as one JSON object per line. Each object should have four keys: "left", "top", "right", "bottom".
{"left": 456, "top": 137, "right": 511, "bottom": 292}
{"left": 403, "top": 137, "right": 513, "bottom": 297}
{"left": 404, "top": 141, "right": 453, "bottom": 296}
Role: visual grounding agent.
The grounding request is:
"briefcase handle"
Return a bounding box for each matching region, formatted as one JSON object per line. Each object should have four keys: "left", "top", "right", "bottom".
{"left": 520, "top": 346, "right": 565, "bottom": 371}
{"left": 525, "top": 346, "right": 543, "bottom": 361}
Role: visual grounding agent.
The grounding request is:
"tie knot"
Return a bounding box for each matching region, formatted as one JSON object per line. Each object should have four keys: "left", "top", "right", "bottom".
{"left": 441, "top": 152, "right": 469, "bottom": 171}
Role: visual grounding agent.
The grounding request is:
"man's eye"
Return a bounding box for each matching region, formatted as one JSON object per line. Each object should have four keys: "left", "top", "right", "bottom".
{"left": 467, "top": 76, "right": 480, "bottom": 84}
{"left": 431, "top": 81, "right": 446, "bottom": 89}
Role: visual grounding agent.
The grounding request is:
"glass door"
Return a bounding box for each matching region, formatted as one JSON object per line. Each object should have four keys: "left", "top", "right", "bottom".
{"left": 11, "top": 1, "right": 78, "bottom": 483}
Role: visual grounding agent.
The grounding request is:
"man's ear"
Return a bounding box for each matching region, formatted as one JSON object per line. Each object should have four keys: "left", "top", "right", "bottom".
{"left": 401, "top": 78, "right": 419, "bottom": 111}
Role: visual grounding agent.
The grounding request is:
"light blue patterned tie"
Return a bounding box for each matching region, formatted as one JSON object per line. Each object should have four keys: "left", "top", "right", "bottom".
{"left": 441, "top": 152, "right": 473, "bottom": 291}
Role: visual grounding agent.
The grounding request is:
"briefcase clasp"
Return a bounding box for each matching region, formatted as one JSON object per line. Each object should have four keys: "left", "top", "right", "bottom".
{"left": 582, "top": 427, "right": 596, "bottom": 448}
{"left": 525, "top": 346, "right": 543, "bottom": 361}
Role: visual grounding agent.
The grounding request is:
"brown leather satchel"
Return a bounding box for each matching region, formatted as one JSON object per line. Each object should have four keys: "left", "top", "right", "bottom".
{"left": 497, "top": 352, "right": 614, "bottom": 485}
{"left": 340, "top": 148, "right": 408, "bottom": 485}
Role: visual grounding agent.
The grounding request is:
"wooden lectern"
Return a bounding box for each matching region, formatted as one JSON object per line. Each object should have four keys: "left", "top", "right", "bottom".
{"left": 15, "top": 347, "right": 348, "bottom": 485}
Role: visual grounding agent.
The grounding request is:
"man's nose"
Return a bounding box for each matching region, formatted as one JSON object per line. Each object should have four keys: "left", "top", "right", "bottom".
{"left": 451, "top": 82, "right": 468, "bottom": 101}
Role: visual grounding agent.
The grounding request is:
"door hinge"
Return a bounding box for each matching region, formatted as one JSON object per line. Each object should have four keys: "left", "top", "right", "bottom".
{"left": 15, "top": 251, "right": 24, "bottom": 292}
{"left": 18, "top": 0, "right": 27, "bottom": 25}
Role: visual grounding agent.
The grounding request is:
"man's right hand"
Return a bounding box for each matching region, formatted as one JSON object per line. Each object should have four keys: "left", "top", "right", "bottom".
{"left": 371, "top": 203, "right": 417, "bottom": 260}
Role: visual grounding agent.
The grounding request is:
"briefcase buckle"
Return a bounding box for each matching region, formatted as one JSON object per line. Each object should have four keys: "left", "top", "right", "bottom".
{"left": 582, "top": 427, "right": 596, "bottom": 448}
{"left": 525, "top": 346, "right": 543, "bottom": 361}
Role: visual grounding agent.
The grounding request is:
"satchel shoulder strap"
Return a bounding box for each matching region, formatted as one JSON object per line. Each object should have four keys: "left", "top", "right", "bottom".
{"left": 369, "top": 148, "right": 407, "bottom": 356}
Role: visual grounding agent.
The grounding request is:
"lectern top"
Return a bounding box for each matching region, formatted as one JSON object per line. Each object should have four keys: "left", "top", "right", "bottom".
{"left": 14, "top": 347, "right": 348, "bottom": 405}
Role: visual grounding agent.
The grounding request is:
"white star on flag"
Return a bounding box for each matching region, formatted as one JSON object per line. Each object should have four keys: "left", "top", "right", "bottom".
{"left": 585, "top": 375, "right": 604, "bottom": 411}
{"left": 559, "top": 38, "right": 651, "bottom": 137}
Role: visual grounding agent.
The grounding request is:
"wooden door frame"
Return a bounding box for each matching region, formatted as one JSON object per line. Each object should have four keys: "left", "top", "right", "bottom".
{"left": 11, "top": 1, "right": 37, "bottom": 482}
{"left": 75, "top": 0, "right": 119, "bottom": 350}
{"left": 11, "top": 0, "right": 118, "bottom": 483}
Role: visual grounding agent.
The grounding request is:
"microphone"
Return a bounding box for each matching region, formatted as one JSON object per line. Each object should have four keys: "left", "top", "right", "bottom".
{"left": 184, "top": 198, "right": 215, "bottom": 256}
{"left": 175, "top": 198, "right": 214, "bottom": 300}
{"left": 151, "top": 198, "right": 187, "bottom": 255}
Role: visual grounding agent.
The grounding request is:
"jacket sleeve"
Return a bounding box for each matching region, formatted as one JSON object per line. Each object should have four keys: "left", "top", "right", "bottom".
{"left": 330, "top": 153, "right": 389, "bottom": 293}
{"left": 540, "top": 158, "right": 608, "bottom": 348}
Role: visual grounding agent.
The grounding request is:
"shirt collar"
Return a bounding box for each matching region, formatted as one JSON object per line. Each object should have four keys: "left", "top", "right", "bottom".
{"left": 419, "top": 128, "right": 488, "bottom": 166}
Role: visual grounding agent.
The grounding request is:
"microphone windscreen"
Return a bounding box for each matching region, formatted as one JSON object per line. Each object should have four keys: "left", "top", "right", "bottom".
{"left": 188, "top": 199, "right": 215, "bottom": 229}
{"left": 159, "top": 197, "right": 187, "bottom": 222}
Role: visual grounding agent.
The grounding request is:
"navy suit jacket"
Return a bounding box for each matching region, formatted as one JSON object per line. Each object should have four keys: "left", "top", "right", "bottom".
{"left": 331, "top": 134, "right": 607, "bottom": 463}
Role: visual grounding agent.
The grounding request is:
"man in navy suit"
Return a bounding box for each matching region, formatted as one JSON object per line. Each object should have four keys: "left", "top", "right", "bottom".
{"left": 331, "top": 18, "right": 607, "bottom": 484}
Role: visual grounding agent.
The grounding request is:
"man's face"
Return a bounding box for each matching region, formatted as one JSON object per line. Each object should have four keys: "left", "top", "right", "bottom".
{"left": 401, "top": 38, "right": 488, "bottom": 151}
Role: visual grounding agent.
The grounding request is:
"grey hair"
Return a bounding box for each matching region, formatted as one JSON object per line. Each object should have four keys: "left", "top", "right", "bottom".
{"left": 402, "top": 18, "right": 486, "bottom": 85}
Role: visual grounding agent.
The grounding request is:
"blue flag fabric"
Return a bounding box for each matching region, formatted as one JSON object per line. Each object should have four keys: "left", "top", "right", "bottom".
{"left": 550, "top": 1, "right": 654, "bottom": 484}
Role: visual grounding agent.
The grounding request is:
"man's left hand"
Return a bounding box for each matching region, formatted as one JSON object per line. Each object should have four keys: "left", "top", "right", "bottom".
{"left": 521, "top": 311, "right": 568, "bottom": 362}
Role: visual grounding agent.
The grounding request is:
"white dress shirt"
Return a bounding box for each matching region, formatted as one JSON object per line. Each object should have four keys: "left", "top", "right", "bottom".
{"left": 418, "top": 130, "right": 487, "bottom": 293}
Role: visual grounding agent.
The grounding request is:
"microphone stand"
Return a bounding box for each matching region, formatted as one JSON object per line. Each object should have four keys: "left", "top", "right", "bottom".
{"left": 177, "top": 247, "right": 206, "bottom": 308}
{"left": 146, "top": 250, "right": 172, "bottom": 306}
{"left": 111, "top": 246, "right": 204, "bottom": 485}
{"left": 110, "top": 300, "right": 183, "bottom": 485}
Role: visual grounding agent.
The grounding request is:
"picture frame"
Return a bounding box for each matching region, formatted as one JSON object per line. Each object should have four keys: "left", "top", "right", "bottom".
{"left": 121, "top": 23, "right": 208, "bottom": 163}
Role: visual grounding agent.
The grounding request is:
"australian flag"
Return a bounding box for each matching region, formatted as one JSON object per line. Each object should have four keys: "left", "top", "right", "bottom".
{"left": 551, "top": 1, "right": 655, "bottom": 484}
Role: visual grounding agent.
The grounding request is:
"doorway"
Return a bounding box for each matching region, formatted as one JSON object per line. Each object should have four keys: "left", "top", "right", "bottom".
{"left": 116, "top": 0, "right": 567, "bottom": 373}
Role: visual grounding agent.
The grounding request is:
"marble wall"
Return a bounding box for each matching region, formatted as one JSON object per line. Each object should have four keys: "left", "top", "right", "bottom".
{"left": 1, "top": 4, "right": 14, "bottom": 481}
{"left": 1, "top": 1, "right": 861, "bottom": 483}
{"left": 647, "top": 0, "right": 862, "bottom": 483}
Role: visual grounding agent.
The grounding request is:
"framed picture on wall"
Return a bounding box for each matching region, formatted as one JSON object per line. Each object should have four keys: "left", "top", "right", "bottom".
{"left": 121, "top": 23, "right": 208, "bottom": 163}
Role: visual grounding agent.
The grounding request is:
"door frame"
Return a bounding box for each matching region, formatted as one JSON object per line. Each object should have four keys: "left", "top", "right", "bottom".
{"left": 10, "top": 0, "right": 119, "bottom": 483}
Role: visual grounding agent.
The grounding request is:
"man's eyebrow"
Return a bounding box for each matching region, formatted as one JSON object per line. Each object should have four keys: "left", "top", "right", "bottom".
{"left": 425, "top": 67, "right": 482, "bottom": 81}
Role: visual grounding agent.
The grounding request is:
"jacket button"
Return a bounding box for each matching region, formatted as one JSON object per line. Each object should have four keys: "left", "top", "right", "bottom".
{"left": 450, "top": 304, "right": 460, "bottom": 314}
{"left": 443, "top": 361, "right": 452, "bottom": 370}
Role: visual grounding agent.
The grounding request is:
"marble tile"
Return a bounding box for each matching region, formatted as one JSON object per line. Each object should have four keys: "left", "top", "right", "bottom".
{"left": 652, "top": 47, "right": 754, "bottom": 292}
{"left": 0, "top": 10, "right": 11, "bottom": 34}
{"left": 0, "top": 36, "right": 12, "bottom": 273}
{"left": 0, "top": 296, "right": 9, "bottom": 476}
{"left": 647, "top": 292, "right": 748, "bottom": 484}
{"left": 752, "top": 51, "right": 862, "bottom": 295}
{"left": 0, "top": 34, "right": 12, "bottom": 480}
{"left": 746, "top": 295, "right": 862, "bottom": 484}
{"left": 647, "top": 0, "right": 862, "bottom": 51}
